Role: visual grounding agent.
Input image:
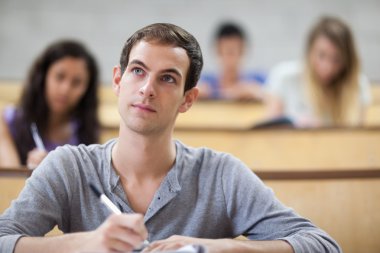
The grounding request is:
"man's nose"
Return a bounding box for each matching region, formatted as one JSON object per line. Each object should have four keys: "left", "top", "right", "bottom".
{"left": 139, "top": 77, "right": 156, "bottom": 98}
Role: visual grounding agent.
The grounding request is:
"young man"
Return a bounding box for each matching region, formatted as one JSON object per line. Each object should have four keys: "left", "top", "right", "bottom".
{"left": 0, "top": 23, "right": 341, "bottom": 253}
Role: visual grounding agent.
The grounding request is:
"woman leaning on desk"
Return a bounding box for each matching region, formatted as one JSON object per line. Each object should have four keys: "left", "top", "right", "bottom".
{"left": 0, "top": 40, "right": 100, "bottom": 169}
{"left": 265, "top": 16, "right": 372, "bottom": 128}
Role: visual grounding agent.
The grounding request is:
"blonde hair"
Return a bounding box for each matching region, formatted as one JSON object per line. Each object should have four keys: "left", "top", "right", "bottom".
{"left": 305, "top": 16, "right": 361, "bottom": 126}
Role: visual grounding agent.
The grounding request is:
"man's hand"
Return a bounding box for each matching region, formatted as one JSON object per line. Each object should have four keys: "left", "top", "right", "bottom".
{"left": 79, "top": 213, "right": 148, "bottom": 252}
{"left": 15, "top": 213, "right": 148, "bottom": 253}
{"left": 142, "top": 235, "right": 233, "bottom": 253}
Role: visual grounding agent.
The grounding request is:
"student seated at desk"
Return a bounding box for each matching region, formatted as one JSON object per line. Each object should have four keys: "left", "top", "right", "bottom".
{"left": 0, "top": 40, "right": 100, "bottom": 169}
{"left": 198, "top": 22, "right": 265, "bottom": 101}
{"left": 0, "top": 23, "right": 341, "bottom": 253}
{"left": 265, "top": 16, "right": 371, "bottom": 128}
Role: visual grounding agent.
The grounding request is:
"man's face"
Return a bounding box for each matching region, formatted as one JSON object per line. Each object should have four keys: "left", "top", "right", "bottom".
{"left": 113, "top": 40, "right": 198, "bottom": 136}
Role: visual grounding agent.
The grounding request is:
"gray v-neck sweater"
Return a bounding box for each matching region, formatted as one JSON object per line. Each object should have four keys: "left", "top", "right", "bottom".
{"left": 0, "top": 139, "right": 341, "bottom": 253}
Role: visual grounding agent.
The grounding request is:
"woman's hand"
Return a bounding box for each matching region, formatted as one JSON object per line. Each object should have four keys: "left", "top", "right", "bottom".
{"left": 26, "top": 148, "right": 48, "bottom": 169}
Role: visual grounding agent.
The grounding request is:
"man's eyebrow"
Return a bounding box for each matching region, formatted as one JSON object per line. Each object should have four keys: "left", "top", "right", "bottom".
{"left": 129, "top": 60, "right": 150, "bottom": 71}
{"left": 129, "top": 59, "right": 183, "bottom": 78}
{"left": 162, "top": 68, "right": 183, "bottom": 78}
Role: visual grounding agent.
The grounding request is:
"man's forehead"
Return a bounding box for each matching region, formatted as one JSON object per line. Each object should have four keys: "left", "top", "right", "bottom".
{"left": 129, "top": 40, "right": 187, "bottom": 61}
{"left": 128, "top": 40, "right": 189, "bottom": 73}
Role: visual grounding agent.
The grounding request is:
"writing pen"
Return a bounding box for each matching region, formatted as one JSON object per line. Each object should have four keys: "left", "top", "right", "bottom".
{"left": 89, "top": 183, "right": 150, "bottom": 251}
{"left": 30, "top": 122, "right": 46, "bottom": 151}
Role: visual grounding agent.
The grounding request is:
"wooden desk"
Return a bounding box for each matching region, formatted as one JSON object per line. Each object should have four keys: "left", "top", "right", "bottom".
{"left": 175, "top": 128, "right": 380, "bottom": 170}
{"left": 101, "top": 127, "right": 380, "bottom": 170}
{"left": 0, "top": 168, "right": 31, "bottom": 213}
{"left": 365, "top": 104, "right": 380, "bottom": 126}
{"left": 0, "top": 80, "right": 117, "bottom": 105}
{"left": 372, "top": 84, "right": 380, "bottom": 104}
{"left": 99, "top": 101, "right": 267, "bottom": 130}
{"left": 0, "top": 81, "right": 22, "bottom": 104}
{"left": 176, "top": 101, "right": 266, "bottom": 130}
{"left": 265, "top": 177, "right": 380, "bottom": 253}
{"left": 99, "top": 102, "right": 380, "bottom": 129}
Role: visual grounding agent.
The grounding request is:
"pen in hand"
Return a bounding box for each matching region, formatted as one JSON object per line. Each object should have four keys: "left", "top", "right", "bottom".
{"left": 89, "top": 183, "right": 122, "bottom": 214}
{"left": 89, "top": 183, "right": 150, "bottom": 251}
{"left": 30, "top": 122, "right": 46, "bottom": 151}
{"left": 26, "top": 122, "right": 48, "bottom": 169}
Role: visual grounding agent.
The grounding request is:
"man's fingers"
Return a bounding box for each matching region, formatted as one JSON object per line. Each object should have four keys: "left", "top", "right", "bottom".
{"left": 144, "top": 242, "right": 185, "bottom": 252}
{"left": 105, "top": 224, "right": 145, "bottom": 249}
{"left": 143, "top": 239, "right": 186, "bottom": 253}
{"left": 103, "top": 237, "right": 134, "bottom": 252}
{"left": 110, "top": 213, "right": 148, "bottom": 239}
{"left": 98, "top": 213, "right": 148, "bottom": 251}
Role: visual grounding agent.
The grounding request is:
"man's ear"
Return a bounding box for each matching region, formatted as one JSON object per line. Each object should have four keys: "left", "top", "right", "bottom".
{"left": 178, "top": 87, "right": 199, "bottom": 113}
{"left": 112, "top": 66, "right": 122, "bottom": 96}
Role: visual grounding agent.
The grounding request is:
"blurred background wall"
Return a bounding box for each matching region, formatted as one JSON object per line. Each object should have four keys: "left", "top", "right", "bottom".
{"left": 0, "top": 0, "right": 379, "bottom": 83}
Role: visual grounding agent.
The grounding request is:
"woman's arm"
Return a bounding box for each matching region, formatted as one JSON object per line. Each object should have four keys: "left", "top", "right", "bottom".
{"left": 263, "top": 93, "right": 285, "bottom": 119}
{"left": 0, "top": 111, "right": 21, "bottom": 167}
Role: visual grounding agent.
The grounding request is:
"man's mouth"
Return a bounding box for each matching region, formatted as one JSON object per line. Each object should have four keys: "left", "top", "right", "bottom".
{"left": 132, "top": 103, "right": 157, "bottom": 112}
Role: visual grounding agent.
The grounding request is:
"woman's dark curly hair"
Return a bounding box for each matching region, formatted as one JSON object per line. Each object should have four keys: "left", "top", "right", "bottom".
{"left": 13, "top": 40, "right": 100, "bottom": 164}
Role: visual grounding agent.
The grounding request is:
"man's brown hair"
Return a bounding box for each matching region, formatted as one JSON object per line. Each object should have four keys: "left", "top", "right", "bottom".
{"left": 120, "top": 23, "right": 203, "bottom": 93}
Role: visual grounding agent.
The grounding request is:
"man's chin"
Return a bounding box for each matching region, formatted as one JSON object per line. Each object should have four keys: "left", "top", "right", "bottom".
{"left": 125, "top": 122, "right": 159, "bottom": 135}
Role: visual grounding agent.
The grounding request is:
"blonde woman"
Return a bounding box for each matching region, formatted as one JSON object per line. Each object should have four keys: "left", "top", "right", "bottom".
{"left": 266, "top": 16, "right": 371, "bottom": 128}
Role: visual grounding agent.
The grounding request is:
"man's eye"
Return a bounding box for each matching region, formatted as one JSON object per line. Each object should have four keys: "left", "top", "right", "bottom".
{"left": 162, "top": 75, "right": 175, "bottom": 83}
{"left": 132, "top": 68, "right": 144, "bottom": 76}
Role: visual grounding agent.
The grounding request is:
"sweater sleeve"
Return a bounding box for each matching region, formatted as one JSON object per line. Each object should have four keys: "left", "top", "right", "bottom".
{"left": 221, "top": 154, "right": 342, "bottom": 253}
{"left": 0, "top": 147, "right": 76, "bottom": 253}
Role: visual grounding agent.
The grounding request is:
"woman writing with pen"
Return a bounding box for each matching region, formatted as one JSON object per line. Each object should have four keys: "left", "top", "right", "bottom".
{"left": 0, "top": 40, "right": 100, "bottom": 169}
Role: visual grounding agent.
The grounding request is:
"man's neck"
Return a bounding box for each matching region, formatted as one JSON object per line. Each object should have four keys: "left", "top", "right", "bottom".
{"left": 112, "top": 126, "right": 176, "bottom": 182}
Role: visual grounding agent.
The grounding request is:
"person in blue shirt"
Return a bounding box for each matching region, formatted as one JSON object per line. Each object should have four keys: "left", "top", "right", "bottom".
{"left": 198, "top": 22, "right": 265, "bottom": 101}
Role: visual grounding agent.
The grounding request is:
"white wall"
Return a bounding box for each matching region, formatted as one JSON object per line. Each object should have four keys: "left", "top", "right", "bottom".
{"left": 0, "top": 0, "right": 379, "bottom": 83}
